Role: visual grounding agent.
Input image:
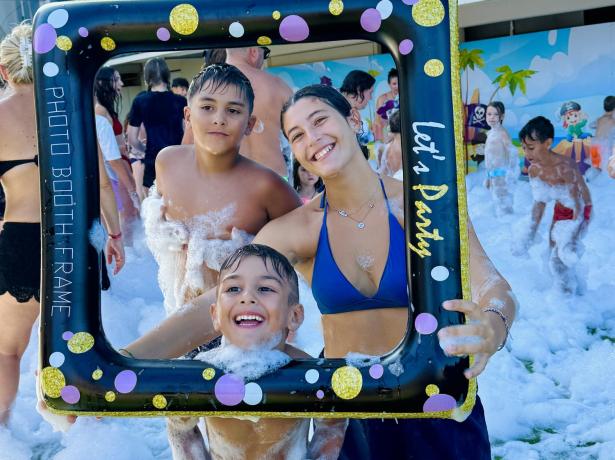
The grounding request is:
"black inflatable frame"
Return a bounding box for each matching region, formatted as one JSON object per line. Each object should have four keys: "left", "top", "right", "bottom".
{"left": 34, "top": 0, "right": 475, "bottom": 419}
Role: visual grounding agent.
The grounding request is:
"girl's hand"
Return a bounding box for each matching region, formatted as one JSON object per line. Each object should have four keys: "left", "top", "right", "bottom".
{"left": 105, "top": 237, "right": 125, "bottom": 275}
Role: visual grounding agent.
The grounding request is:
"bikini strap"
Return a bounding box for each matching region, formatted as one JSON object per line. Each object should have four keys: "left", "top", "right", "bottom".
{"left": 378, "top": 176, "right": 392, "bottom": 213}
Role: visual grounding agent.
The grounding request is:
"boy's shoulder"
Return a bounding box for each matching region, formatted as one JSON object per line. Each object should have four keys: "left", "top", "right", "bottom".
{"left": 236, "top": 156, "right": 288, "bottom": 187}
{"left": 156, "top": 145, "right": 193, "bottom": 165}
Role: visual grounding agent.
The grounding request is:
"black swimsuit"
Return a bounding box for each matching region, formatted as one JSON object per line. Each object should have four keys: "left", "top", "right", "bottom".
{"left": 0, "top": 156, "right": 38, "bottom": 176}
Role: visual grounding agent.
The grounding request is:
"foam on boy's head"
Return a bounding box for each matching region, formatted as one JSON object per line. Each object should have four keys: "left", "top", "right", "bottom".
{"left": 187, "top": 63, "right": 255, "bottom": 114}
{"left": 519, "top": 115, "right": 554, "bottom": 143}
{"left": 218, "top": 244, "right": 299, "bottom": 306}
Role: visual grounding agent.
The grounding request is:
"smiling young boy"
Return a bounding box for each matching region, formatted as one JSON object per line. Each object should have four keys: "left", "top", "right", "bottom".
{"left": 167, "top": 244, "right": 346, "bottom": 460}
{"left": 514, "top": 116, "right": 592, "bottom": 293}
{"left": 143, "top": 64, "right": 301, "bottom": 314}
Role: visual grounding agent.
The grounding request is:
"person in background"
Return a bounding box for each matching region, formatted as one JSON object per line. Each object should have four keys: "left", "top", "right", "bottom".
{"left": 202, "top": 48, "right": 227, "bottom": 66}
{"left": 373, "top": 68, "right": 399, "bottom": 142}
{"left": 340, "top": 70, "right": 376, "bottom": 157}
{"left": 590, "top": 95, "right": 615, "bottom": 172}
{"left": 293, "top": 158, "right": 323, "bottom": 204}
{"left": 378, "top": 110, "right": 402, "bottom": 178}
{"left": 171, "top": 77, "right": 189, "bottom": 98}
{"left": 127, "top": 57, "right": 186, "bottom": 190}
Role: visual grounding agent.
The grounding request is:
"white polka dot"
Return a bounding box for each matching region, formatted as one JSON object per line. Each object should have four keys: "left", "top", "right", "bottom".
{"left": 305, "top": 369, "right": 319, "bottom": 384}
{"left": 43, "top": 62, "right": 59, "bottom": 77}
{"left": 376, "top": 0, "right": 393, "bottom": 20}
{"left": 229, "top": 22, "right": 244, "bottom": 38}
{"left": 47, "top": 9, "right": 69, "bottom": 29}
{"left": 431, "top": 266, "right": 450, "bottom": 282}
{"left": 243, "top": 382, "right": 263, "bottom": 405}
{"left": 49, "top": 352, "right": 65, "bottom": 368}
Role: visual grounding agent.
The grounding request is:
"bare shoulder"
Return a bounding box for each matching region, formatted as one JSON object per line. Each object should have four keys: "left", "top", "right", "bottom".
{"left": 238, "top": 156, "right": 286, "bottom": 188}
{"left": 382, "top": 175, "right": 404, "bottom": 202}
{"left": 156, "top": 145, "right": 192, "bottom": 166}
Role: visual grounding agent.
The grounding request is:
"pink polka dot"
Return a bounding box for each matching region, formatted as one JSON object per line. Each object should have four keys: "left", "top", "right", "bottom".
{"left": 423, "top": 394, "right": 456, "bottom": 412}
{"left": 60, "top": 385, "right": 80, "bottom": 404}
{"left": 316, "top": 390, "right": 325, "bottom": 399}
{"left": 215, "top": 374, "right": 245, "bottom": 406}
{"left": 360, "top": 8, "right": 382, "bottom": 33}
{"left": 369, "top": 364, "right": 384, "bottom": 379}
{"left": 157, "top": 27, "right": 170, "bottom": 41}
{"left": 402, "top": 0, "right": 419, "bottom": 4}
{"left": 62, "top": 331, "right": 74, "bottom": 340}
{"left": 399, "top": 39, "right": 414, "bottom": 55}
{"left": 415, "top": 313, "right": 438, "bottom": 335}
{"left": 279, "top": 15, "right": 310, "bottom": 42}
{"left": 114, "top": 370, "right": 137, "bottom": 394}
{"left": 78, "top": 27, "right": 89, "bottom": 38}
{"left": 33, "top": 23, "right": 57, "bottom": 54}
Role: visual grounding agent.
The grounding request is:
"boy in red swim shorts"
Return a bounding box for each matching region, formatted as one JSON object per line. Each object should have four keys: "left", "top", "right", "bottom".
{"left": 515, "top": 116, "right": 592, "bottom": 293}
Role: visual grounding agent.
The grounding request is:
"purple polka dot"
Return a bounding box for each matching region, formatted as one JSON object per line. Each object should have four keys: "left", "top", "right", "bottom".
{"left": 369, "top": 364, "right": 384, "bottom": 379}
{"left": 279, "top": 15, "right": 309, "bottom": 42}
{"left": 62, "top": 331, "right": 74, "bottom": 340}
{"left": 78, "top": 27, "right": 89, "bottom": 38}
{"left": 214, "top": 374, "right": 245, "bottom": 406}
{"left": 415, "top": 313, "right": 438, "bottom": 335}
{"left": 360, "top": 9, "right": 382, "bottom": 33}
{"left": 60, "top": 385, "right": 80, "bottom": 404}
{"left": 423, "top": 394, "right": 456, "bottom": 412}
{"left": 402, "top": 0, "right": 419, "bottom": 4}
{"left": 114, "top": 370, "right": 137, "bottom": 394}
{"left": 33, "top": 23, "right": 57, "bottom": 54}
{"left": 399, "top": 39, "right": 414, "bottom": 55}
{"left": 316, "top": 390, "right": 325, "bottom": 399}
{"left": 157, "top": 27, "right": 170, "bottom": 41}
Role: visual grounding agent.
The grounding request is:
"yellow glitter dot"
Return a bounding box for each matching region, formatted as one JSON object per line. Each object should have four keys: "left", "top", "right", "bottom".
{"left": 426, "top": 384, "right": 439, "bottom": 396}
{"left": 105, "top": 391, "right": 116, "bottom": 402}
{"left": 41, "top": 366, "right": 66, "bottom": 398}
{"left": 331, "top": 366, "right": 362, "bottom": 400}
{"left": 67, "top": 332, "right": 95, "bottom": 354}
{"left": 412, "top": 0, "right": 445, "bottom": 27}
{"left": 169, "top": 4, "right": 199, "bottom": 35}
{"left": 329, "top": 0, "right": 344, "bottom": 16}
{"left": 272, "top": 11, "right": 281, "bottom": 20}
{"left": 100, "top": 37, "right": 116, "bottom": 52}
{"left": 257, "top": 36, "right": 272, "bottom": 46}
{"left": 202, "top": 368, "right": 215, "bottom": 380}
{"left": 56, "top": 36, "right": 72, "bottom": 51}
{"left": 153, "top": 394, "right": 167, "bottom": 409}
{"left": 92, "top": 368, "right": 103, "bottom": 380}
{"left": 424, "top": 59, "right": 444, "bottom": 77}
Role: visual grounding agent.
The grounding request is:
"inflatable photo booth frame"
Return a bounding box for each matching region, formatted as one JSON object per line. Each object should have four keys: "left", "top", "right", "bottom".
{"left": 34, "top": 0, "right": 475, "bottom": 419}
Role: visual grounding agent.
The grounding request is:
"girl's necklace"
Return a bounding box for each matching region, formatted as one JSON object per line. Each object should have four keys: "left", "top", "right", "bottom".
{"left": 329, "top": 189, "right": 378, "bottom": 230}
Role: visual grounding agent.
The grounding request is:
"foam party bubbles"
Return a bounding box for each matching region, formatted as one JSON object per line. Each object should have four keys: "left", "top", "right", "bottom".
{"left": 360, "top": 9, "right": 382, "bottom": 33}
{"left": 156, "top": 27, "right": 170, "bottom": 41}
{"left": 33, "top": 24, "right": 57, "bottom": 54}
{"left": 214, "top": 374, "right": 245, "bottom": 406}
{"left": 243, "top": 382, "right": 263, "bottom": 405}
{"left": 47, "top": 9, "right": 69, "bottom": 29}
{"left": 415, "top": 312, "right": 438, "bottom": 335}
{"left": 329, "top": 0, "right": 344, "bottom": 16}
{"left": 412, "top": 0, "right": 445, "bottom": 27}
{"left": 376, "top": 0, "right": 393, "bottom": 20}
{"left": 399, "top": 39, "right": 414, "bottom": 55}
{"left": 331, "top": 366, "right": 363, "bottom": 400}
{"left": 229, "top": 22, "right": 245, "bottom": 38}
{"left": 279, "top": 15, "right": 310, "bottom": 42}
{"left": 114, "top": 370, "right": 138, "bottom": 394}
{"left": 60, "top": 385, "right": 80, "bottom": 404}
{"left": 169, "top": 4, "right": 199, "bottom": 35}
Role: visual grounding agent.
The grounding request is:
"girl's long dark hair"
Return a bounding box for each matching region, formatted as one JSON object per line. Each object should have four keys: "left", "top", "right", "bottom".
{"left": 292, "top": 158, "right": 323, "bottom": 194}
{"left": 95, "top": 66, "right": 120, "bottom": 118}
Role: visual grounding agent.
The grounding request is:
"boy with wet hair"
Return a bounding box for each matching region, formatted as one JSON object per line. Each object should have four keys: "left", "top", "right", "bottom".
{"left": 171, "top": 77, "right": 190, "bottom": 97}
{"left": 167, "top": 244, "right": 346, "bottom": 460}
{"left": 513, "top": 116, "right": 592, "bottom": 293}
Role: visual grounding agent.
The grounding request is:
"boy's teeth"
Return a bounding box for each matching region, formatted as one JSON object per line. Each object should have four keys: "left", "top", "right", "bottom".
{"left": 235, "top": 314, "right": 264, "bottom": 322}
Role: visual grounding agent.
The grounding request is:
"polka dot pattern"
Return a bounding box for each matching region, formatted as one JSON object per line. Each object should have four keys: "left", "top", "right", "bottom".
{"left": 56, "top": 36, "right": 72, "bottom": 51}
{"left": 279, "top": 15, "right": 310, "bottom": 42}
{"left": 67, "top": 332, "right": 94, "bottom": 354}
{"left": 153, "top": 394, "right": 168, "bottom": 409}
{"left": 329, "top": 0, "right": 344, "bottom": 16}
{"left": 214, "top": 374, "right": 245, "bottom": 406}
{"left": 100, "top": 37, "right": 116, "bottom": 51}
{"left": 202, "top": 368, "right": 215, "bottom": 380}
{"left": 41, "top": 366, "right": 65, "bottom": 398}
{"left": 229, "top": 22, "right": 244, "bottom": 38}
{"left": 169, "top": 4, "right": 199, "bottom": 35}
{"left": 412, "top": 0, "right": 445, "bottom": 27}
{"left": 331, "top": 366, "right": 362, "bottom": 400}
{"left": 243, "top": 382, "right": 263, "bottom": 405}
{"left": 424, "top": 59, "right": 444, "bottom": 77}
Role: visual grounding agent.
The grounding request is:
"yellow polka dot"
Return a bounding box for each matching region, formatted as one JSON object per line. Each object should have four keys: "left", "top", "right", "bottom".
{"left": 329, "top": 0, "right": 344, "bottom": 16}
{"left": 202, "top": 368, "right": 215, "bottom": 381}
{"left": 92, "top": 368, "right": 103, "bottom": 380}
{"left": 153, "top": 394, "right": 167, "bottom": 409}
{"left": 67, "top": 332, "right": 95, "bottom": 354}
{"left": 331, "top": 366, "right": 362, "bottom": 400}
{"left": 105, "top": 391, "right": 116, "bottom": 402}
{"left": 100, "top": 37, "right": 116, "bottom": 52}
{"left": 41, "top": 366, "right": 66, "bottom": 398}
{"left": 424, "top": 59, "right": 444, "bottom": 77}
{"left": 412, "top": 0, "right": 445, "bottom": 27}
{"left": 426, "top": 384, "right": 439, "bottom": 396}
{"left": 257, "top": 36, "right": 272, "bottom": 46}
{"left": 272, "top": 11, "right": 281, "bottom": 20}
{"left": 56, "top": 36, "right": 72, "bottom": 51}
{"left": 169, "top": 4, "right": 199, "bottom": 35}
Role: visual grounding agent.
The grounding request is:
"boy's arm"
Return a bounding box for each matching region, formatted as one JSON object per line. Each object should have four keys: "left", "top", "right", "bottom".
{"left": 261, "top": 171, "right": 302, "bottom": 220}
{"left": 308, "top": 419, "right": 349, "bottom": 460}
{"left": 167, "top": 417, "right": 210, "bottom": 460}
{"left": 529, "top": 200, "right": 546, "bottom": 239}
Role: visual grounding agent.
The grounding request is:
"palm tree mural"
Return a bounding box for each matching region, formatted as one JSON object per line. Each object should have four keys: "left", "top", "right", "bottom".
{"left": 488, "top": 65, "right": 536, "bottom": 103}
{"left": 459, "top": 48, "right": 485, "bottom": 106}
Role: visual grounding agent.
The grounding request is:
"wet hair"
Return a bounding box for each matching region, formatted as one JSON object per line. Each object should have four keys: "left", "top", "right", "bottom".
{"left": 143, "top": 57, "right": 170, "bottom": 89}
{"left": 0, "top": 23, "right": 33, "bottom": 84}
{"left": 171, "top": 77, "right": 189, "bottom": 90}
{"left": 387, "top": 68, "right": 398, "bottom": 83}
{"left": 94, "top": 66, "right": 121, "bottom": 118}
{"left": 389, "top": 110, "right": 400, "bottom": 134}
{"left": 339, "top": 70, "right": 375, "bottom": 102}
{"left": 187, "top": 63, "right": 254, "bottom": 114}
{"left": 604, "top": 96, "right": 615, "bottom": 113}
{"left": 292, "top": 158, "right": 323, "bottom": 194}
{"left": 487, "top": 101, "right": 505, "bottom": 120}
{"left": 519, "top": 116, "right": 554, "bottom": 143}
{"left": 219, "top": 244, "right": 299, "bottom": 306}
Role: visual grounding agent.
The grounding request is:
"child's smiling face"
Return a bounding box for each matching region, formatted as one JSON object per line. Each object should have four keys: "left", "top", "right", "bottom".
{"left": 211, "top": 256, "right": 303, "bottom": 350}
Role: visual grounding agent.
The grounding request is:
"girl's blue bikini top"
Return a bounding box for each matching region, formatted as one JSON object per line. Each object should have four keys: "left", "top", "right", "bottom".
{"left": 311, "top": 178, "right": 410, "bottom": 315}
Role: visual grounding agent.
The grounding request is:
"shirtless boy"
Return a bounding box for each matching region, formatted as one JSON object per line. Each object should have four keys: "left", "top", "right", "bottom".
{"left": 144, "top": 64, "right": 301, "bottom": 314}
{"left": 167, "top": 244, "right": 346, "bottom": 460}
{"left": 514, "top": 116, "right": 592, "bottom": 293}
